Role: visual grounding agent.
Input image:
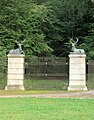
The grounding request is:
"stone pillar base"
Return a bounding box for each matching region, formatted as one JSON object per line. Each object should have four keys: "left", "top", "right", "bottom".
{"left": 5, "top": 85, "right": 25, "bottom": 90}
{"left": 5, "top": 54, "right": 25, "bottom": 90}
{"left": 68, "top": 53, "right": 88, "bottom": 91}
{"left": 68, "top": 85, "right": 88, "bottom": 91}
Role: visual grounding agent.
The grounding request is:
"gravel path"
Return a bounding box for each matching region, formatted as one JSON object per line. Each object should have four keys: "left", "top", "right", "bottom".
{"left": 0, "top": 90, "right": 94, "bottom": 98}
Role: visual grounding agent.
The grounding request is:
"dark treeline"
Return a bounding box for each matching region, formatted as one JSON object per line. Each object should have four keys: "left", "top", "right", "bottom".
{"left": 0, "top": 0, "right": 94, "bottom": 59}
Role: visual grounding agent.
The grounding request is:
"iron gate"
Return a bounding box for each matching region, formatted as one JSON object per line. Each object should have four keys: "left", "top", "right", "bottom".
{"left": 0, "top": 56, "right": 94, "bottom": 90}
{"left": 25, "top": 57, "right": 69, "bottom": 80}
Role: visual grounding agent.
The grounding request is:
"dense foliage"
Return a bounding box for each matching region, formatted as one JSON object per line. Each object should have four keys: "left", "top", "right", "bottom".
{"left": 0, "top": 0, "right": 53, "bottom": 57}
{"left": 0, "top": 0, "right": 94, "bottom": 59}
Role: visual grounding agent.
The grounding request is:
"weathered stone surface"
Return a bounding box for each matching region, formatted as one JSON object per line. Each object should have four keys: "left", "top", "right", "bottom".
{"left": 5, "top": 54, "right": 25, "bottom": 90}
{"left": 68, "top": 54, "right": 87, "bottom": 91}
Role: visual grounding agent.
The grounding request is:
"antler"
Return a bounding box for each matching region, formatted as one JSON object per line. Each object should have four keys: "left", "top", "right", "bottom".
{"left": 15, "top": 40, "right": 25, "bottom": 44}
{"left": 15, "top": 40, "right": 20, "bottom": 44}
{"left": 69, "top": 38, "right": 74, "bottom": 44}
{"left": 70, "top": 38, "right": 79, "bottom": 45}
{"left": 75, "top": 38, "right": 79, "bottom": 44}
{"left": 21, "top": 39, "right": 26, "bottom": 44}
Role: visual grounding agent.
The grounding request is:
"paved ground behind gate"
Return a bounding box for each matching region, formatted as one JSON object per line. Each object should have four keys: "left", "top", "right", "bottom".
{"left": 0, "top": 90, "right": 94, "bottom": 98}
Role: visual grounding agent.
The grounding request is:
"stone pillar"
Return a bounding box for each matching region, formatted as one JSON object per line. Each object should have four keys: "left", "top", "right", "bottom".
{"left": 68, "top": 54, "right": 88, "bottom": 91}
{"left": 5, "top": 54, "right": 25, "bottom": 90}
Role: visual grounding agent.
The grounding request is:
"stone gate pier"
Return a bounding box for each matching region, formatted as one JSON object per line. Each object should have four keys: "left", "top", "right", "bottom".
{"left": 5, "top": 54, "right": 25, "bottom": 90}
{"left": 68, "top": 53, "right": 88, "bottom": 91}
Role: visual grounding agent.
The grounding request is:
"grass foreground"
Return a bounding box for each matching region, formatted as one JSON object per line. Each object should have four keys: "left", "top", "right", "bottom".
{"left": 0, "top": 98, "right": 94, "bottom": 120}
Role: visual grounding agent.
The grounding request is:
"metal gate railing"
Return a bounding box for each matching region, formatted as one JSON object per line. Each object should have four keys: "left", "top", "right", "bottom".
{"left": 0, "top": 57, "right": 7, "bottom": 89}
{"left": 87, "top": 60, "right": 94, "bottom": 90}
{"left": 0, "top": 56, "right": 94, "bottom": 90}
{"left": 25, "top": 57, "right": 69, "bottom": 80}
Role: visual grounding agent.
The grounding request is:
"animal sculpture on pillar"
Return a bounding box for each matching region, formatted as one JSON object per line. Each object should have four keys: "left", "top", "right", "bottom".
{"left": 70, "top": 38, "right": 85, "bottom": 54}
{"left": 9, "top": 40, "right": 24, "bottom": 54}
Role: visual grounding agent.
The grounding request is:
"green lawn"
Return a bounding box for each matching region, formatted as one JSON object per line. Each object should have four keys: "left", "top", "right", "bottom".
{"left": 0, "top": 98, "right": 94, "bottom": 120}
{"left": 24, "top": 79, "right": 68, "bottom": 90}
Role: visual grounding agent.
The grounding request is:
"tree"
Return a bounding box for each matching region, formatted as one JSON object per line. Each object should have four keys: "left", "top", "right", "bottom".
{"left": 42, "top": 0, "right": 94, "bottom": 58}
{"left": 0, "top": 0, "right": 53, "bottom": 57}
{"left": 0, "top": 0, "right": 94, "bottom": 59}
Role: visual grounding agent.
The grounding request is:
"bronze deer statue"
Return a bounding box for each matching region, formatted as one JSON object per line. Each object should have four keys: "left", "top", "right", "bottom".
{"left": 70, "top": 38, "right": 85, "bottom": 54}
{"left": 9, "top": 40, "right": 24, "bottom": 54}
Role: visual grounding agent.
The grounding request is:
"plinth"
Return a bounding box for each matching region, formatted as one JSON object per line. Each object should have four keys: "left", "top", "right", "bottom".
{"left": 68, "top": 53, "right": 87, "bottom": 91}
{"left": 5, "top": 54, "right": 25, "bottom": 90}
